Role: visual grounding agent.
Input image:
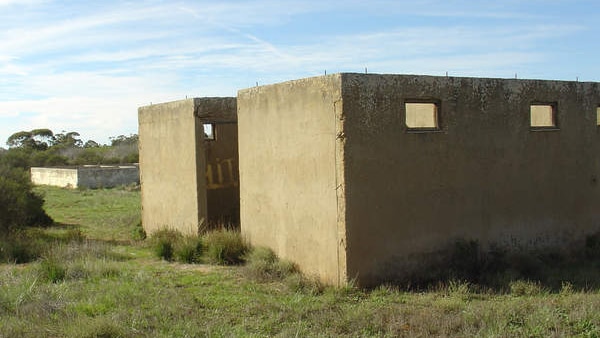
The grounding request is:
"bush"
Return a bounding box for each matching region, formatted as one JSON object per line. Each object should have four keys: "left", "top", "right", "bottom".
{"left": 131, "top": 221, "right": 146, "bottom": 241}
{"left": 203, "top": 229, "right": 249, "bottom": 265}
{"left": 38, "top": 256, "right": 67, "bottom": 283}
{"left": 244, "top": 247, "right": 297, "bottom": 281}
{"left": 0, "top": 232, "right": 45, "bottom": 263}
{"left": 150, "top": 229, "right": 182, "bottom": 261}
{"left": 509, "top": 280, "right": 546, "bottom": 296}
{"left": 284, "top": 273, "right": 325, "bottom": 295}
{"left": 0, "top": 165, "right": 52, "bottom": 234}
{"left": 174, "top": 236, "right": 203, "bottom": 263}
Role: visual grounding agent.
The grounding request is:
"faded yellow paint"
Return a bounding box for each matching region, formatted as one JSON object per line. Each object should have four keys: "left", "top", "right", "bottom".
{"left": 206, "top": 158, "right": 238, "bottom": 190}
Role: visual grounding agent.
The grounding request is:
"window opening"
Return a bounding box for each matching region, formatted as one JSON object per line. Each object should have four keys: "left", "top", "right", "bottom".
{"left": 203, "top": 123, "right": 215, "bottom": 140}
{"left": 530, "top": 104, "right": 557, "bottom": 129}
{"left": 405, "top": 102, "right": 439, "bottom": 130}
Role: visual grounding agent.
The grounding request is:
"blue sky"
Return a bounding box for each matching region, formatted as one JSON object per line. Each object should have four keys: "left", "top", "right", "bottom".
{"left": 1, "top": 0, "right": 599, "bottom": 146}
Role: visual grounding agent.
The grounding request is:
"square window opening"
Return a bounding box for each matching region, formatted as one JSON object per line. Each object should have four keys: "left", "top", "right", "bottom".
{"left": 530, "top": 104, "right": 557, "bottom": 129}
{"left": 596, "top": 107, "right": 600, "bottom": 126}
{"left": 405, "top": 102, "right": 439, "bottom": 130}
{"left": 203, "top": 123, "right": 216, "bottom": 140}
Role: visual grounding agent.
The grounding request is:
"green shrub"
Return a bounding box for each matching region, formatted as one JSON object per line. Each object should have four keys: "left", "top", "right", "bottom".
{"left": 0, "top": 165, "right": 52, "bottom": 234}
{"left": 73, "top": 317, "right": 128, "bottom": 338}
{"left": 131, "top": 221, "right": 146, "bottom": 241}
{"left": 0, "top": 231, "right": 48, "bottom": 263}
{"left": 284, "top": 273, "right": 325, "bottom": 295}
{"left": 509, "top": 280, "right": 546, "bottom": 296}
{"left": 174, "top": 236, "right": 203, "bottom": 263}
{"left": 446, "top": 280, "right": 473, "bottom": 298}
{"left": 156, "top": 239, "right": 174, "bottom": 261}
{"left": 151, "top": 229, "right": 182, "bottom": 261}
{"left": 244, "top": 246, "right": 297, "bottom": 281}
{"left": 0, "top": 237, "right": 35, "bottom": 263}
{"left": 203, "top": 229, "right": 249, "bottom": 265}
{"left": 61, "top": 228, "right": 86, "bottom": 243}
{"left": 38, "top": 256, "right": 66, "bottom": 283}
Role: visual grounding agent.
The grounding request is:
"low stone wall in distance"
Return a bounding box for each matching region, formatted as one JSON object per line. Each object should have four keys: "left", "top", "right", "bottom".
{"left": 31, "top": 165, "right": 139, "bottom": 189}
{"left": 30, "top": 167, "right": 78, "bottom": 188}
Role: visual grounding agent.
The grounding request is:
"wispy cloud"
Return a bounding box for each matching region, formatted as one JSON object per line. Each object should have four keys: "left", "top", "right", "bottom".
{"left": 0, "top": 0, "right": 596, "bottom": 146}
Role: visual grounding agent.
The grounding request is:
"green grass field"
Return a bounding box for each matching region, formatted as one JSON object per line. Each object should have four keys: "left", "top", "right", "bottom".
{"left": 1, "top": 186, "right": 599, "bottom": 337}
{"left": 39, "top": 186, "right": 141, "bottom": 242}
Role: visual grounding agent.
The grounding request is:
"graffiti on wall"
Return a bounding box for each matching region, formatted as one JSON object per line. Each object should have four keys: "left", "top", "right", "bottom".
{"left": 206, "top": 158, "right": 238, "bottom": 190}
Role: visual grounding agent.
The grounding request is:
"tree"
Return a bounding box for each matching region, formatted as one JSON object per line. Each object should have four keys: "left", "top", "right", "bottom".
{"left": 83, "top": 140, "right": 100, "bottom": 148}
{"left": 73, "top": 148, "right": 104, "bottom": 165}
{"left": 0, "top": 148, "right": 31, "bottom": 169}
{"left": 6, "top": 129, "right": 54, "bottom": 151}
{"left": 109, "top": 134, "right": 138, "bottom": 147}
{"left": 52, "top": 131, "right": 83, "bottom": 148}
{"left": 0, "top": 163, "right": 52, "bottom": 233}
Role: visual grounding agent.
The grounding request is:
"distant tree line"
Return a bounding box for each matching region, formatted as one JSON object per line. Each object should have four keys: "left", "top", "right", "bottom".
{"left": 1, "top": 128, "right": 138, "bottom": 170}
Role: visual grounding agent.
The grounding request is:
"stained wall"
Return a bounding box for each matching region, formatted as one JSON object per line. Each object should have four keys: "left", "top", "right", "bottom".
{"left": 138, "top": 99, "right": 207, "bottom": 235}
{"left": 238, "top": 75, "right": 347, "bottom": 285}
{"left": 340, "top": 73, "right": 600, "bottom": 286}
{"left": 237, "top": 73, "right": 600, "bottom": 287}
{"left": 138, "top": 97, "right": 238, "bottom": 235}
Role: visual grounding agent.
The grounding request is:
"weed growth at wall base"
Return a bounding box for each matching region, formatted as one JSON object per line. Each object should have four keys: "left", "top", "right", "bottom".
{"left": 1, "top": 187, "right": 600, "bottom": 337}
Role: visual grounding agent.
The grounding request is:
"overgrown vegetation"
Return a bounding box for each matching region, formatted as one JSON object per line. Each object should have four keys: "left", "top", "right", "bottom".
{"left": 203, "top": 228, "right": 249, "bottom": 265}
{"left": 1, "top": 187, "right": 600, "bottom": 337}
{"left": 149, "top": 228, "right": 249, "bottom": 265}
{"left": 0, "top": 164, "right": 52, "bottom": 235}
{"left": 243, "top": 246, "right": 297, "bottom": 281}
{"left": 0, "top": 161, "right": 53, "bottom": 264}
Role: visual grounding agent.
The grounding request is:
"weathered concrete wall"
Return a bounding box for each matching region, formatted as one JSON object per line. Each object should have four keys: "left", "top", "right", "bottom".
{"left": 238, "top": 73, "right": 600, "bottom": 287}
{"left": 77, "top": 165, "right": 139, "bottom": 189}
{"left": 238, "top": 75, "right": 347, "bottom": 285}
{"left": 138, "top": 99, "right": 207, "bottom": 235}
{"left": 30, "top": 165, "right": 139, "bottom": 189}
{"left": 31, "top": 167, "right": 78, "bottom": 188}
{"left": 138, "top": 97, "right": 237, "bottom": 235}
{"left": 340, "top": 73, "right": 600, "bottom": 286}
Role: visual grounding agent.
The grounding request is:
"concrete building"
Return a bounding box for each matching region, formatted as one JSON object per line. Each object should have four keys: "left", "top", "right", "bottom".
{"left": 31, "top": 165, "right": 139, "bottom": 189}
{"left": 138, "top": 98, "right": 238, "bottom": 235}
{"left": 237, "top": 73, "right": 600, "bottom": 287}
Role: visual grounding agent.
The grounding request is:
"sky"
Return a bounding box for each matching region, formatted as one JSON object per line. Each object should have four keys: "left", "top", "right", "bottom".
{"left": 1, "top": 0, "right": 599, "bottom": 147}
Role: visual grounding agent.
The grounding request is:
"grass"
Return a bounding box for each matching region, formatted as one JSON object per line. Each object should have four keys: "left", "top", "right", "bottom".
{"left": 36, "top": 185, "right": 140, "bottom": 242}
{"left": 0, "top": 186, "right": 599, "bottom": 336}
